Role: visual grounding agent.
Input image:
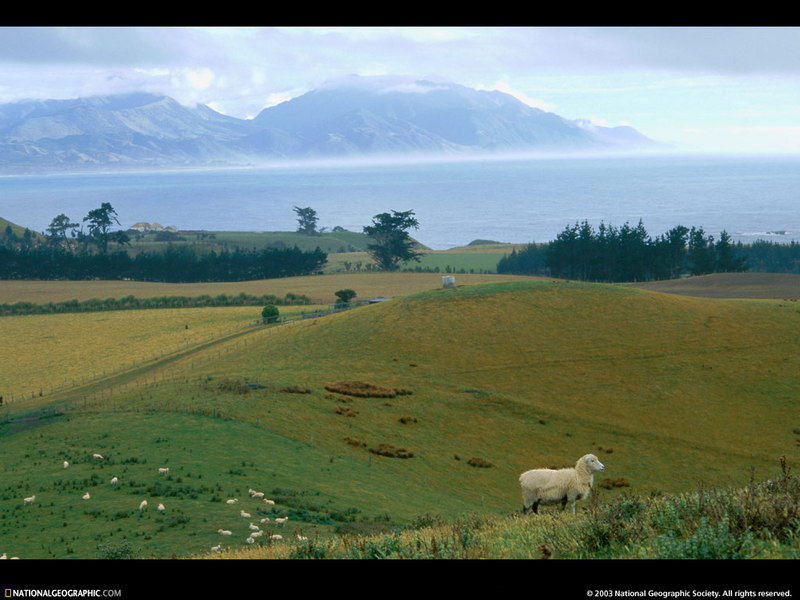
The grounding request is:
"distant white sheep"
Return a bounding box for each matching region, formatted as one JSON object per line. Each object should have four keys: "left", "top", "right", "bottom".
{"left": 245, "top": 537, "right": 255, "bottom": 544}
{"left": 82, "top": 492, "right": 90, "bottom": 500}
{"left": 157, "top": 503, "right": 165, "bottom": 512}
{"left": 252, "top": 492, "right": 264, "bottom": 499}
{"left": 248, "top": 523, "right": 260, "bottom": 531}
{"left": 240, "top": 510, "right": 251, "bottom": 519}
{"left": 63, "top": 461, "right": 69, "bottom": 469}
{"left": 260, "top": 517, "right": 270, "bottom": 524}
{"left": 110, "top": 477, "right": 118, "bottom": 485}
{"left": 23, "top": 495, "right": 35, "bottom": 505}
{"left": 296, "top": 534, "right": 308, "bottom": 541}
{"left": 269, "top": 534, "right": 283, "bottom": 541}
{"left": 139, "top": 500, "right": 148, "bottom": 511}
{"left": 218, "top": 529, "right": 232, "bottom": 536}
{"left": 274, "top": 517, "right": 288, "bottom": 526}
{"left": 249, "top": 530, "right": 263, "bottom": 538}
{"left": 519, "top": 453, "right": 605, "bottom": 515}
{"left": 158, "top": 467, "right": 169, "bottom": 475}
{"left": 263, "top": 499, "right": 275, "bottom": 505}
{"left": 226, "top": 498, "right": 238, "bottom": 505}
{"left": 211, "top": 544, "right": 222, "bottom": 552}
{"left": 93, "top": 453, "right": 103, "bottom": 460}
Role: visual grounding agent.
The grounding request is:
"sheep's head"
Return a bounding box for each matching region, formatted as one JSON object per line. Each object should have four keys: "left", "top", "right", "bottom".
{"left": 580, "top": 454, "right": 605, "bottom": 473}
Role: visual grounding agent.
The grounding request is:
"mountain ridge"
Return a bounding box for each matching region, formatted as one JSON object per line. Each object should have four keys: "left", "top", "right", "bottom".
{"left": 0, "top": 76, "right": 661, "bottom": 173}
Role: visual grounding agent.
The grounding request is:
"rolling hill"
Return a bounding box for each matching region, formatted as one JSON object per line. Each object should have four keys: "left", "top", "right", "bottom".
{"left": 0, "top": 279, "right": 797, "bottom": 560}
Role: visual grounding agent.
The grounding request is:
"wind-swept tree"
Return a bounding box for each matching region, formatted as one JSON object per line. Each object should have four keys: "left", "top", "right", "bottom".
{"left": 46, "top": 213, "right": 79, "bottom": 250}
{"left": 83, "top": 202, "right": 121, "bottom": 253}
{"left": 363, "top": 210, "right": 423, "bottom": 271}
{"left": 294, "top": 206, "right": 319, "bottom": 236}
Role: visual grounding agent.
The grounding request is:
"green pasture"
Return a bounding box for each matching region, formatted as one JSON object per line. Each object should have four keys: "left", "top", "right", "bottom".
{"left": 2, "top": 279, "right": 799, "bottom": 559}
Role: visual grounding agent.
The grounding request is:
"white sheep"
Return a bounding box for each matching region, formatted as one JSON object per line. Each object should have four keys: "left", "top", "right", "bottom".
{"left": 110, "top": 476, "right": 118, "bottom": 485}
{"left": 245, "top": 537, "right": 254, "bottom": 544}
{"left": 260, "top": 517, "right": 270, "bottom": 524}
{"left": 249, "top": 530, "right": 263, "bottom": 538}
{"left": 23, "top": 495, "right": 36, "bottom": 505}
{"left": 93, "top": 453, "right": 103, "bottom": 460}
{"left": 274, "top": 516, "right": 288, "bottom": 526}
{"left": 82, "top": 492, "right": 90, "bottom": 500}
{"left": 211, "top": 544, "right": 222, "bottom": 551}
{"left": 157, "top": 503, "right": 165, "bottom": 512}
{"left": 63, "top": 461, "right": 69, "bottom": 469}
{"left": 269, "top": 534, "right": 283, "bottom": 541}
{"left": 218, "top": 529, "right": 232, "bottom": 536}
{"left": 519, "top": 453, "right": 605, "bottom": 515}
{"left": 139, "top": 500, "right": 148, "bottom": 511}
{"left": 263, "top": 499, "right": 275, "bottom": 505}
{"left": 296, "top": 534, "right": 308, "bottom": 541}
{"left": 239, "top": 510, "right": 251, "bottom": 519}
{"left": 248, "top": 523, "right": 260, "bottom": 531}
{"left": 226, "top": 498, "right": 238, "bottom": 505}
{"left": 158, "top": 467, "right": 169, "bottom": 475}
{"left": 252, "top": 492, "right": 264, "bottom": 499}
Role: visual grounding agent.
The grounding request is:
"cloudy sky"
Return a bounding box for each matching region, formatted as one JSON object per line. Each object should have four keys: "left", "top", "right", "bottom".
{"left": 2, "top": 26, "right": 800, "bottom": 153}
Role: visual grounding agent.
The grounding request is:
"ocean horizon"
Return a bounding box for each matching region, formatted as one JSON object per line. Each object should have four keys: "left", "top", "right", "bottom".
{"left": 2, "top": 152, "right": 799, "bottom": 251}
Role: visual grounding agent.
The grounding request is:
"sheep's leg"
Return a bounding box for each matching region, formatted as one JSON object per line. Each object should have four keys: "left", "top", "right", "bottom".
{"left": 560, "top": 495, "right": 568, "bottom": 511}
{"left": 532, "top": 501, "right": 540, "bottom": 514}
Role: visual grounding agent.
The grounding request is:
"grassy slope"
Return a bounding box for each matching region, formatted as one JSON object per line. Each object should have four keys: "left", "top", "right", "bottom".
{"left": 1, "top": 279, "right": 798, "bottom": 559}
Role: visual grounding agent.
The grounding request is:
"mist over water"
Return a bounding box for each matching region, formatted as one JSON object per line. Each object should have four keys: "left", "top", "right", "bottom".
{"left": 3, "top": 152, "right": 799, "bottom": 250}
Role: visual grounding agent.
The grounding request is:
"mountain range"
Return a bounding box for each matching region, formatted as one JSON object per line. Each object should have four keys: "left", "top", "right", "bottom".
{"left": 0, "top": 76, "right": 660, "bottom": 172}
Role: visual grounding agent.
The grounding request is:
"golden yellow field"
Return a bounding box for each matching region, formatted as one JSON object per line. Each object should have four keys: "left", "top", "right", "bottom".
{"left": 0, "top": 304, "right": 323, "bottom": 402}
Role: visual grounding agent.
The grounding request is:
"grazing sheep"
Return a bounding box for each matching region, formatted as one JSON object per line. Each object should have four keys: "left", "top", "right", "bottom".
{"left": 63, "top": 461, "right": 69, "bottom": 469}
{"left": 211, "top": 544, "right": 222, "bottom": 552}
{"left": 110, "top": 477, "right": 118, "bottom": 485}
{"left": 263, "top": 499, "right": 275, "bottom": 505}
{"left": 296, "top": 534, "right": 308, "bottom": 541}
{"left": 139, "top": 500, "right": 148, "bottom": 511}
{"left": 82, "top": 492, "right": 91, "bottom": 500}
{"left": 23, "top": 495, "right": 35, "bottom": 505}
{"left": 157, "top": 503, "right": 165, "bottom": 512}
{"left": 226, "top": 498, "right": 238, "bottom": 505}
{"left": 93, "top": 453, "right": 103, "bottom": 460}
{"left": 269, "top": 534, "right": 283, "bottom": 541}
{"left": 249, "top": 530, "right": 263, "bottom": 538}
{"left": 252, "top": 492, "right": 265, "bottom": 499}
{"left": 0, "top": 553, "right": 6, "bottom": 559}
{"left": 240, "top": 510, "right": 251, "bottom": 519}
{"left": 519, "top": 453, "right": 605, "bottom": 515}
{"left": 260, "top": 517, "right": 270, "bottom": 524}
{"left": 274, "top": 516, "right": 288, "bottom": 526}
{"left": 158, "top": 467, "right": 169, "bottom": 475}
{"left": 218, "top": 529, "right": 232, "bottom": 536}
{"left": 245, "top": 537, "right": 255, "bottom": 544}
{"left": 248, "top": 523, "right": 260, "bottom": 531}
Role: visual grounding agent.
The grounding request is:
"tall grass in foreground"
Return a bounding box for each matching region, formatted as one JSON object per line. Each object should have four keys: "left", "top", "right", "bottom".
{"left": 212, "top": 457, "right": 800, "bottom": 559}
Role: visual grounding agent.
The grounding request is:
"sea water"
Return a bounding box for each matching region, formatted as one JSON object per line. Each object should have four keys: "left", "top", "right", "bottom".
{"left": 2, "top": 153, "right": 799, "bottom": 250}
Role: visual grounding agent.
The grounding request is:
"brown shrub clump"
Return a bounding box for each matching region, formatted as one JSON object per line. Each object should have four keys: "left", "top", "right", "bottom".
{"left": 324, "top": 380, "right": 412, "bottom": 398}
{"left": 343, "top": 436, "right": 366, "bottom": 448}
{"left": 368, "top": 443, "right": 414, "bottom": 459}
{"left": 597, "top": 477, "right": 631, "bottom": 489}
{"left": 398, "top": 416, "right": 418, "bottom": 424}
{"left": 467, "top": 457, "right": 493, "bottom": 468}
{"left": 335, "top": 406, "right": 359, "bottom": 417}
{"left": 280, "top": 385, "right": 311, "bottom": 394}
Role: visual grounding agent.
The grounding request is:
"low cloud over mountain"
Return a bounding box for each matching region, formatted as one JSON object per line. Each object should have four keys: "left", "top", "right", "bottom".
{"left": 0, "top": 76, "right": 659, "bottom": 172}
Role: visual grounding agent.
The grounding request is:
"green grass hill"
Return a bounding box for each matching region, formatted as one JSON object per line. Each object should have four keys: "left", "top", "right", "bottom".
{"left": 1, "top": 279, "right": 798, "bottom": 560}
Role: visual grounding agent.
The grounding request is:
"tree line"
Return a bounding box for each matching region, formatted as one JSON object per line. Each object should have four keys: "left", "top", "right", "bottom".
{"left": 0, "top": 243, "right": 328, "bottom": 282}
{"left": 498, "top": 220, "right": 751, "bottom": 282}
{"left": 1, "top": 203, "right": 328, "bottom": 282}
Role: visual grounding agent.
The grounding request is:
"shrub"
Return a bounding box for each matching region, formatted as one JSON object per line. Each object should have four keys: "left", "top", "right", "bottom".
{"left": 262, "top": 304, "right": 279, "bottom": 324}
